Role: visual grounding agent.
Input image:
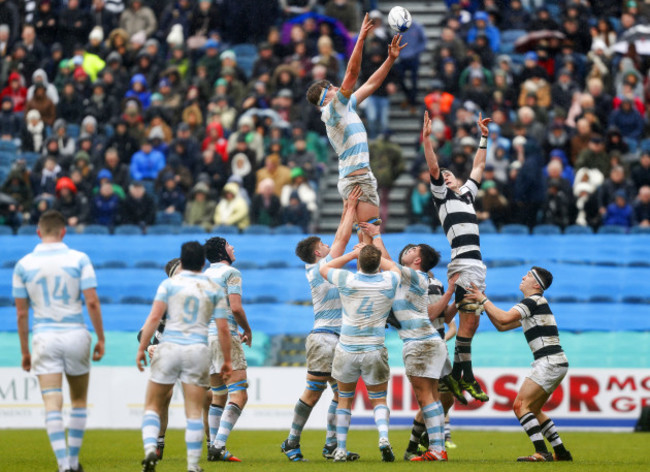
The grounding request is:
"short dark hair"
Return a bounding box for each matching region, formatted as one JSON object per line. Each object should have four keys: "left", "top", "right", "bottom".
{"left": 38, "top": 210, "right": 65, "bottom": 236}
{"left": 180, "top": 241, "right": 205, "bottom": 272}
{"left": 165, "top": 258, "right": 181, "bottom": 277}
{"left": 359, "top": 245, "right": 382, "bottom": 274}
{"left": 398, "top": 244, "right": 416, "bottom": 265}
{"left": 295, "top": 236, "right": 321, "bottom": 264}
{"left": 418, "top": 244, "right": 440, "bottom": 272}
{"left": 306, "top": 80, "right": 330, "bottom": 107}
{"left": 531, "top": 266, "right": 553, "bottom": 290}
{"left": 204, "top": 236, "right": 228, "bottom": 263}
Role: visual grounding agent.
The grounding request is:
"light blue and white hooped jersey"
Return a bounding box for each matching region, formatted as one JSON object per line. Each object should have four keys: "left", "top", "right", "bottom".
{"left": 155, "top": 270, "right": 227, "bottom": 345}
{"left": 305, "top": 255, "right": 342, "bottom": 335}
{"left": 321, "top": 90, "right": 370, "bottom": 178}
{"left": 392, "top": 265, "right": 439, "bottom": 342}
{"left": 12, "top": 242, "right": 97, "bottom": 334}
{"left": 327, "top": 268, "right": 400, "bottom": 352}
{"left": 204, "top": 262, "right": 242, "bottom": 336}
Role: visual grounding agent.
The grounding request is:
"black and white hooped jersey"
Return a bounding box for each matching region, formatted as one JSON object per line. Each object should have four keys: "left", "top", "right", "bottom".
{"left": 427, "top": 275, "right": 445, "bottom": 339}
{"left": 513, "top": 294, "right": 568, "bottom": 365}
{"left": 430, "top": 174, "right": 482, "bottom": 262}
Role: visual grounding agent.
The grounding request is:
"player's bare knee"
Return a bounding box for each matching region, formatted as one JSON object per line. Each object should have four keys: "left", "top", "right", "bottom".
{"left": 513, "top": 398, "right": 528, "bottom": 416}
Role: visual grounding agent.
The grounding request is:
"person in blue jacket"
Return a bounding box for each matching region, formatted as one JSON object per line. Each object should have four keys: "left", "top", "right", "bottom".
{"left": 466, "top": 11, "right": 500, "bottom": 53}
{"left": 130, "top": 138, "right": 166, "bottom": 182}
{"left": 125, "top": 74, "right": 151, "bottom": 110}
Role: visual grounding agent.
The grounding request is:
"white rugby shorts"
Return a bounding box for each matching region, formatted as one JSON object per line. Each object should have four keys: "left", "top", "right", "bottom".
{"left": 332, "top": 344, "right": 390, "bottom": 385}
{"left": 209, "top": 333, "right": 247, "bottom": 375}
{"left": 32, "top": 329, "right": 91, "bottom": 376}
{"left": 306, "top": 332, "right": 339, "bottom": 373}
{"left": 150, "top": 342, "right": 211, "bottom": 388}
{"left": 403, "top": 337, "right": 448, "bottom": 379}
{"left": 337, "top": 170, "right": 380, "bottom": 207}
{"left": 527, "top": 358, "right": 568, "bottom": 394}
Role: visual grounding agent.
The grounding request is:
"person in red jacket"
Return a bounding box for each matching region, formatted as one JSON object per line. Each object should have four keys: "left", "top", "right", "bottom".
{"left": 0, "top": 72, "right": 27, "bottom": 112}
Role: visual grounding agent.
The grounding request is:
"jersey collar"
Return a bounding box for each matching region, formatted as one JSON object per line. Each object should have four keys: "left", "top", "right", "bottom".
{"left": 34, "top": 242, "right": 68, "bottom": 252}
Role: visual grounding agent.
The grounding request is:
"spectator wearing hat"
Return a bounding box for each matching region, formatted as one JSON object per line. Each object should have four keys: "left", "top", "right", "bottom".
{"left": 158, "top": 0, "right": 194, "bottom": 46}
{"left": 119, "top": 0, "right": 158, "bottom": 38}
{"left": 72, "top": 64, "right": 92, "bottom": 100}
{"left": 25, "top": 83, "right": 56, "bottom": 126}
{"left": 251, "top": 177, "right": 281, "bottom": 228}
{"left": 70, "top": 150, "right": 95, "bottom": 195}
{"left": 91, "top": 178, "right": 121, "bottom": 228}
{"left": 130, "top": 137, "right": 165, "bottom": 181}
{"left": 467, "top": 11, "right": 500, "bottom": 53}
{"left": 0, "top": 72, "right": 27, "bottom": 112}
{"left": 227, "top": 137, "right": 255, "bottom": 193}
{"left": 252, "top": 41, "right": 281, "bottom": 80}
{"left": 227, "top": 116, "right": 264, "bottom": 165}
{"left": 84, "top": 80, "right": 119, "bottom": 126}
{"left": 183, "top": 181, "right": 216, "bottom": 230}
{"left": 104, "top": 50, "right": 130, "bottom": 97}
{"left": 157, "top": 171, "right": 186, "bottom": 217}
{"left": 551, "top": 68, "right": 579, "bottom": 112}
{"left": 458, "top": 53, "right": 493, "bottom": 90}
{"left": 90, "top": 0, "right": 121, "bottom": 39}
{"left": 0, "top": 96, "right": 21, "bottom": 141}
{"left": 105, "top": 120, "right": 139, "bottom": 165}
{"left": 217, "top": 66, "right": 246, "bottom": 111}
{"left": 126, "top": 73, "right": 151, "bottom": 109}
{"left": 93, "top": 168, "right": 126, "bottom": 200}
{"left": 286, "top": 134, "right": 319, "bottom": 184}
{"left": 609, "top": 98, "right": 644, "bottom": 149}
{"left": 529, "top": 6, "right": 559, "bottom": 31}
{"left": 603, "top": 189, "right": 635, "bottom": 228}
{"left": 575, "top": 134, "right": 611, "bottom": 175}
{"left": 280, "top": 167, "right": 317, "bottom": 213}
{"left": 53, "top": 176, "right": 89, "bottom": 229}
{"left": 220, "top": 49, "right": 248, "bottom": 84}
{"left": 120, "top": 180, "right": 156, "bottom": 227}
{"left": 633, "top": 185, "right": 650, "bottom": 227}
{"left": 58, "top": 0, "right": 93, "bottom": 56}
{"left": 598, "top": 166, "right": 636, "bottom": 213}
{"left": 281, "top": 190, "right": 310, "bottom": 232}
{"left": 21, "top": 109, "right": 46, "bottom": 153}
{"left": 214, "top": 181, "right": 249, "bottom": 229}
{"left": 501, "top": 0, "right": 530, "bottom": 30}
{"left": 197, "top": 38, "right": 221, "bottom": 85}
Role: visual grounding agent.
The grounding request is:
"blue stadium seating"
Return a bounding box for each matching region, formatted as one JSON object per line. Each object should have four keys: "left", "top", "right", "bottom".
{"left": 179, "top": 225, "right": 206, "bottom": 234}
{"left": 478, "top": 221, "right": 497, "bottom": 234}
{"left": 500, "top": 224, "right": 529, "bottom": 235}
{"left": 0, "top": 140, "right": 18, "bottom": 153}
{"left": 155, "top": 211, "right": 183, "bottom": 226}
{"left": 114, "top": 224, "right": 142, "bottom": 235}
{"left": 212, "top": 225, "right": 239, "bottom": 235}
{"left": 404, "top": 223, "right": 432, "bottom": 233}
{"left": 598, "top": 225, "right": 627, "bottom": 234}
{"left": 564, "top": 224, "right": 593, "bottom": 234}
{"left": 0, "top": 226, "right": 13, "bottom": 235}
{"left": 231, "top": 43, "right": 259, "bottom": 80}
{"left": 83, "top": 224, "right": 110, "bottom": 235}
{"left": 22, "top": 152, "right": 40, "bottom": 169}
{"left": 274, "top": 224, "right": 303, "bottom": 234}
{"left": 66, "top": 124, "right": 80, "bottom": 138}
{"left": 533, "top": 224, "right": 561, "bottom": 235}
{"left": 630, "top": 226, "right": 650, "bottom": 234}
{"left": 17, "top": 225, "right": 37, "bottom": 235}
{"left": 244, "top": 225, "right": 272, "bottom": 235}
{"left": 147, "top": 224, "right": 180, "bottom": 235}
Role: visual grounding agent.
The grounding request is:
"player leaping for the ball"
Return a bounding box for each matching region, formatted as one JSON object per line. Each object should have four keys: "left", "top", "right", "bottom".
{"left": 281, "top": 186, "right": 362, "bottom": 462}
{"left": 422, "top": 110, "right": 492, "bottom": 403}
{"left": 306, "top": 13, "right": 406, "bottom": 243}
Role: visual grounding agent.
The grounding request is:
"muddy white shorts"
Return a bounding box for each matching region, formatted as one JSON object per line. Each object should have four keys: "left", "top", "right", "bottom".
{"left": 150, "top": 342, "right": 210, "bottom": 388}
{"left": 32, "top": 329, "right": 91, "bottom": 376}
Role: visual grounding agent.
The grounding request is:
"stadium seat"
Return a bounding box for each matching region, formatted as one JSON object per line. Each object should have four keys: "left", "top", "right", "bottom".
{"left": 0, "top": 140, "right": 17, "bottom": 153}
{"left": 0, "top": 151, "right": 15, "bottom": 166}
{"left": 254, "top": 295, "right": 279, "bottom": 304}
{"left": 478, "top": 221, "right": 497, "bottom": 234}
{"left": 630, "top": 226, "right": 650, "bottom": 234}
{"left": 155, "top": 211, "right": 183, "bottom": 226}
{"left": 0, "top": 296, "right": 12, "bottom": 306}
{"left": 500, "top": 224, "right": 529, "bottom": 235}
{"left": 244, "top": 224, "right": 272, "bottom": 235}
{"left": 179, "top": 225, "right": 206, "bottom": 234}
{"left": 101, "top": 260, "right": 128, "bottom": 269}
{"left": 597, "top": 225, "right": 627, "bottom": 234}
{"left": 588, "top": 295, "right": 615, "bottom": 303}
{"left": 120, "top": 295, "right": 152, "bottom": 304}
{"left": 114, "top": 224, "right": 142, "bottom": 235}
{"left": 98, "top": 295, "right": 112, "bottom": 304}
{"left": 147, "top": 224, "right": 180, "bottom": 235}
{"left": 533, "top": 224, "right": 561, "bottom": 235}
{"left": 564, "top": 224, "right": 593, "bottom": 234}
{"left": 135, "top": 260, "right": 163, "bottom": 269}
{"left": 231, "top": 43, "right": 259, "bottom": 80}
{"left": 21, "top": 152, "right": 40, "bottom": 169}
{"left": 622, "top": 296, "right": 650, "bottom": 304}
{"left": 211, "top": 225, "right": 239, "bottom": 235}
{"left": 265, "top": 260, "right": 289, "bottom": 268}
{"left": 0, "top": 226, "right": 13, "bottom": 235}
{"left": 274, "top": 224, "right": 303, "bottom": 234}
{"left": 234, "top": 260, "right": 258, "bottom": 269}
{"left": 66, "top": 124, "right": 80, "bottom": 138}
{"left": 17, "top": 225, "right": 37, "bottom": 235}
{"left": 83, "top": 224, "right": 110, "bottom": 235}
{"left": 2, "top": 259, "right": 16, "bottom": 268}
{"left": 404, "top": 223, "right": 432, "bottom": 233}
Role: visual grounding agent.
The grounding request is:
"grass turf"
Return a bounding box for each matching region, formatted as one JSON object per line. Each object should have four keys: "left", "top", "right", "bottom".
{"left": 1, "top": 429, "right": 648, "bottom": 471}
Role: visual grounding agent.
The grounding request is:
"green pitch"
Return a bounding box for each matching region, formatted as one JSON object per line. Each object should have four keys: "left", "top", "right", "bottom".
{"left": 1, "top": 429, "right": 648, "bottom": 471}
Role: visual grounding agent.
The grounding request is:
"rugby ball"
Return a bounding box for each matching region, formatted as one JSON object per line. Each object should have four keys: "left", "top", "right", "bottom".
{"left": 388, "top": 6, "right": 412, "bottom": 34}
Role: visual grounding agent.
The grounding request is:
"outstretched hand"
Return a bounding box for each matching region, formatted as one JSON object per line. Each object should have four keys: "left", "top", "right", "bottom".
{"left": 358, "top": 13, "right": 375, "bottom": 40}
{"left": 347, "top": 185, "right": 363, "bottom": 209}
{"left": 388, "top": 34, "right": 407, "bottom": 60}
{"left": 465, "top": 283, "right": 485, "bottom": 302}
{"left": 477, "top": 112, "right": 492, "bottom": 136}
{"left": 359, "top": 221, "right": 380, "bottom": 238}
{"left": 422, "top": 111, "right": 432, "bottom": 137}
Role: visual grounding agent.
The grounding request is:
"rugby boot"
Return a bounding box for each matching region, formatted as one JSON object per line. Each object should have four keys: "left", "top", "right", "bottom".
{"left": 379, "top": 438, "right": 395, "bottom": 462}
{"left": 141, "top": 451, "right": 157, "bottom": 472}
{"left": 459, "top": 378, "right": 489, "bottom": 402}
{"left": 553, "top": 449, "right": 573, "bottom": 461}
{"left": 322, "top": 442, "right": 359, "bottom": 461}
{"left": 517, "top": 452, "right": 554, "bottom": 462}
{"left": 208, "top": 445, "right": 241, "bottom": 462}
{"left": 411, "top": 450, "right": 448, "bottom": 462}
{"left": 442, "top": 375, "right": 468, "bottom": 405}
{"left": 281, "top": 440, "right": 306, "bottom": 462}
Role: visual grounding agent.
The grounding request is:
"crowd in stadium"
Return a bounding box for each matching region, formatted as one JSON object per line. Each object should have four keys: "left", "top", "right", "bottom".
{"left": 0, "top": 0, "right": 649, "bottom": 233}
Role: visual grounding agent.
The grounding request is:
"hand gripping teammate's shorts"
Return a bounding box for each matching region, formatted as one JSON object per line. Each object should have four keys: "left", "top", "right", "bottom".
{"left": 337, "top": 170, "right": 380, "bottom": 207}
{"left": 448, "top": 258, "right": 487, "bottom": 314}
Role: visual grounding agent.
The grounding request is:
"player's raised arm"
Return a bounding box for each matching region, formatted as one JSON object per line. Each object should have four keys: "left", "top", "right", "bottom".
{"left": 354, "top": 33, "right": 407, "bottom": 104}
{"left": 136, "top": 300, "right": 167, "bottom": 371}
{"left": 319, "top": 244, "right": 363, "bottom": 279}
{"left": 359, "top": 222, "right": 390, "bottom": 260}
{"left": 468, "top": 113, "right": 493, "bottom": 184}
{"left": 466, "top": 284, "right": 521, "bottom": 331}
{"left": 331, "top": 185, "right": 362, "bottom": 258}
{"left": 83, "top": 287, "right": 105, "bottom": 361}
{"left": 340, "top": 13, "right": 375, "bottom": 94}
{"left": 422, "top": 111, "right": 441, "bottom": 180}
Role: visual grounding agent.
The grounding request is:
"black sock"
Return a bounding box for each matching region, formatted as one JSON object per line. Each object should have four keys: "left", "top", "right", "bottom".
{"left": 407, "top": 420, "right": 426, "bottom": 453}
{"left": 456, "top": 336, "right": 474, "bottom": 381}
{"left": 540, "top": 418, "right": 566, "bottom": 454}
{"left": 519, "top": 413, "right": 549, "bottom": 454}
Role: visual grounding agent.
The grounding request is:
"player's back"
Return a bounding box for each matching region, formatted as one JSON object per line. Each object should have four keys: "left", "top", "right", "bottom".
{"left": 321, "top": 91, "right": 369, "bottom": 177}
{"left": 305, "top": 255, "right": 342, "bottom": 334}
{"left": 12, "top": 242, "right": 96, "bottom": 333}
{"left": 204, "top": 262, "right": 241, "bottom": 335}
{"left": 329, "top": 269, "right": 399, "bottom": 352}
{"left": 392, "top": 266, "right": 439, "bottom": 342}
{"left": 156, "top": 271, "right": 226, "bottom": 345}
